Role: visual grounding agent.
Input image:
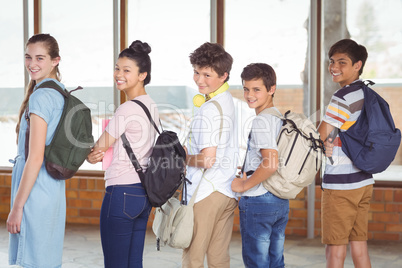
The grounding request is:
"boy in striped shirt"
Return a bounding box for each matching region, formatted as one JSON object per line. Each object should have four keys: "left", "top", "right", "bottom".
{"left": 318, "top": 39, "right": 373, "bottom": 268}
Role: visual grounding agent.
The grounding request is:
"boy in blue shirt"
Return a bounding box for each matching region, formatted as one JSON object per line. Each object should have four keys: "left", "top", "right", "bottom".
{"left": 232, "top": 63, "right": 289, "bottom": 268}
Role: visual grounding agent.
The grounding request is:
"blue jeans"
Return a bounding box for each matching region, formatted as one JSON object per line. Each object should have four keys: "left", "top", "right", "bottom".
{"left": 239, "top": 191, "right": 289, "bottom": 268}
{"left": 100, "top": 183, "right": 152, "bottom": 268}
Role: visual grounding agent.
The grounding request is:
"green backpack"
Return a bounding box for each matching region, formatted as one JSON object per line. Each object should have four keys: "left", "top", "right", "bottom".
{"left": 25, "top": 80, "right": 94, "bottom": 180}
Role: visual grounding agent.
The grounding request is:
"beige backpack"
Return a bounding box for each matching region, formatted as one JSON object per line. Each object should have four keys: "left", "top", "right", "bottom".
{"left": 152, "top": 184, "right": 199, "bottom": 250}
{"left": 260, "top": 108, "right": 324, "bottom": 199}
{"left": 152, "top": 101, "right": 224, "bottom": 250}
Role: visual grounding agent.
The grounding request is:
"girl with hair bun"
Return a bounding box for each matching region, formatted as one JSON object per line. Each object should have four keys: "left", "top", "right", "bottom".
{"left": 87, "top": 40, "right": 159, "bottom": 267}
{"left": 7, "top": 33, "right": 67, "bottom": 267}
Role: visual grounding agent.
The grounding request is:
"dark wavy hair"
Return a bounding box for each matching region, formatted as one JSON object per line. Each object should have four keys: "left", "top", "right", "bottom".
{"left": 189, "top": 42, "right": 233, "bottom": 82}
{"left": 119, "top": 40, "right": 152, "bottom": 85}
{"left": 328, "top": 39, "right": 368, "bottom": 75}
{"left": 241, "top": 63, "right": 276, "bottom": 93}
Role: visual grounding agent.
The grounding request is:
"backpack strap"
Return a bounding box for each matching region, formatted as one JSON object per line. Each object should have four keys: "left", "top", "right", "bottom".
{"left": 210, "top": 101, "right": 223, "bottom": 136}
{"left": 24, "top": 80, "right": 81, "bottom": 159}
{"left": 240, "top": 132, "right": 251, "bottom": 175}
{"left": 240, "top": 107, "right": 283, "bottom": 174}
{"left": 121, "top": 133, "right": 145, "bottom": 176}
{"left": 187, "top": 100, "right": 223, "bottom": 146}
{"left": 364, "top": 80, "right": 375, "bottom": 87}
{"left": 260, "top": 107, "right": 284, "bottom": 119}
{"left": 186, "top": 100, "right": 224, "bottom": 204}
{"left": 24, "top": 80, "right": 66, "bottom": 121}
{"left": 325, "top": 80, "right": 375, "bottom": 165}
{"left": 131, "top": 99, "right": 161, "bottom": 134}
{"left": 121, "top": 100, "right": 160, "bottom": 180}
{"left": 38, "top": 80, "right": 68, "bottom": 98}
{"left": 186, "top": 173, "right": 203, "bottom": 207}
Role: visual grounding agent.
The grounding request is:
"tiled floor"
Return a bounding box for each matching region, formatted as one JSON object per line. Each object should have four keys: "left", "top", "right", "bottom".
{"left": 1, "top": 223, "right": 401, "bottom": 267}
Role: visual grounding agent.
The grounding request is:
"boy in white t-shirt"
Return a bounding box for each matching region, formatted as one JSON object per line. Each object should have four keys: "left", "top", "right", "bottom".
{"left": 232, "top": 63, "right": 289, "bottom": 268}
{"left": 182, "top": 42, "right": 238, "bottom": 268}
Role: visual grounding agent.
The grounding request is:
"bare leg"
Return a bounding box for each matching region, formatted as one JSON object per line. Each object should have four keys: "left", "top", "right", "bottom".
{"left": 326, "top": 244, "right": 347, "bottom": 268}
{"left": 350, "top": 241, "right": 371, "bottom": 268}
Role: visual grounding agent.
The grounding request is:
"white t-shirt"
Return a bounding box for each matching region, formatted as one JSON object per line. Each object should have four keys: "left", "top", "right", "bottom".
{"left": 240, "top": 108, "right": 282, "bottom": 197}
{"left": 105, "top": 95, "right": 159, "bottom": 187}
{"left": 186, "top": 91, "right": 238, "bottom": 203}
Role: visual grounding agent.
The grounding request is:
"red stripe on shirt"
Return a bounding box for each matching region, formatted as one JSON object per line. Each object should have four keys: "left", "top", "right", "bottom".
{"left": 325, "top": 112, "right": 346, "bottom": 124}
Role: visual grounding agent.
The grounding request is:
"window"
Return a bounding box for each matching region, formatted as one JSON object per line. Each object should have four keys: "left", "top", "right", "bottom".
{"left": 42, "top": 0, "right": 114, "bottom": 170}
{"left": 322, "top": 0, "right": 402, "bottom": 181}
{"left": 0, "top": 0, "right": 25, "bottom": 166}
{"left": 2, "top": 0, "right": 400, "bottom": 181}
{"left": 127, "top": 0, "right": 211, "bottom": 142}
{"left": 349, "top": 0, "right": 402, "bottom": 180}
{"left": 225, "top": 0, "right": 310, "bottom": 150}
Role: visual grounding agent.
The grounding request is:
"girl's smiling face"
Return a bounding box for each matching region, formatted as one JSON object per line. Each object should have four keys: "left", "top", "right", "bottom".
{"left": 25, "top": 42, "right": 60, "bottom": 83}
{"left": 114, "top": 57, "right": 147, "bottom": 95}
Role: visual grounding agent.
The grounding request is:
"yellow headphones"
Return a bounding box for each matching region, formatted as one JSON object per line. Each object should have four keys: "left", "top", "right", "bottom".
{"left": 192, "top": 82, "right": 229, "bottom": 107}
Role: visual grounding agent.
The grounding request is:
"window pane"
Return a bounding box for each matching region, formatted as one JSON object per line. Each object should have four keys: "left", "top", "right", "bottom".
{"left": 127, "top": 0, "right": 210, "bottom": 141}
{"left": 347, "top": 0, "right": 402, "bottom": 180}
{"left": 322, "top": 0, "right": 402, "bottom": 181}
{"left": 0, "top": 0, "right": 24, "bottom": 166}
{"left": 42, "top": 0, "right": 114, "bottom": 170}
{"left": 128, "top": 0, "right": 210, "bottom": 87}
{"left": 226, "top": 0, "right": 309, "bottom": 86}
{"left": 225, "top": 0, "right": 310, "bottom": 148}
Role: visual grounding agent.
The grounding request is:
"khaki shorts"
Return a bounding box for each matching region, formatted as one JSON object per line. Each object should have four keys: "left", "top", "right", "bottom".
{"left": 321, "top": 184, "right": 373, "bottom": 245}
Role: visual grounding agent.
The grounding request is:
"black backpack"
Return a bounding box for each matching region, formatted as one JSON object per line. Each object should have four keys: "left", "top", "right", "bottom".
{"left": 121, "top": 100, "right": 187, "bottom": 207}
{"left": 25, "top": 80, "right": 94, "bottom": 180}
{"left": 339, "top": 80, "right": 401, "bottom": 174}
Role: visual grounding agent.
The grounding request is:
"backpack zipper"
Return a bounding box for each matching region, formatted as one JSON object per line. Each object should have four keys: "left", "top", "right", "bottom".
{"left": 298, "top": 147, "right": 313, "bottom": 175}
{"left": 285, "top": 132, "right": 299, "bottom": 166}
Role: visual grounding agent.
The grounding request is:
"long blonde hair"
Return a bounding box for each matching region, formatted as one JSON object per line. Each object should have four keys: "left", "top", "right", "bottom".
{"left": 16, "top": 33, "right": 61, "bottom": 139}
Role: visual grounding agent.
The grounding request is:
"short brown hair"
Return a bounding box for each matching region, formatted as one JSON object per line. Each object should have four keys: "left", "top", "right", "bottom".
{"left": 189, "top": 42, "right": 233, "bottom": 82}
{"left": 241, "top": 63, "right": 276, "bottom": 91}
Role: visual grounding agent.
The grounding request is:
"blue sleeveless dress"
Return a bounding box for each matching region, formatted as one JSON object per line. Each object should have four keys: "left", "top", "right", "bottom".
{"left": 9, "top": 78, "right": 66, "bottom": 268}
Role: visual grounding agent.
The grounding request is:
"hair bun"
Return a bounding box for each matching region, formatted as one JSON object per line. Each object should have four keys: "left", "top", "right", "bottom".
{"left": 129, "top": 40, "right": 151, "bottom": 55}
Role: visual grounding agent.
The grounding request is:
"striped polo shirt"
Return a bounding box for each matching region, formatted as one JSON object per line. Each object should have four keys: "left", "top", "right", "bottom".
{"left": 322, "top": 80, "right": 374, "bottom": 190}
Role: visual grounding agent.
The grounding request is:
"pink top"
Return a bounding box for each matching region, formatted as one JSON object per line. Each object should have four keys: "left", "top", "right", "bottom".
{"left": 104, "top": 95, "right": 159, "bottom": 187}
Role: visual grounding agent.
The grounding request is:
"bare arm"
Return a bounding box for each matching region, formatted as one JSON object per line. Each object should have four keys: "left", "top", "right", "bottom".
{"left": 317, "top": 121, "right": 335, "bottom": 142}
{"left": 7, "top": 114, "right": 47, "bottom": 233}
{"left": 318, "top": 121, "right": 335, "bottom": 157}
{"left": 186, "top": 146, "right": 217, "bottom": 169}
{"left": 232, "top": 148, "right": 278, "bottom": 193}
{"left": 86, "top": 130, "right": 117, "bottom": 164}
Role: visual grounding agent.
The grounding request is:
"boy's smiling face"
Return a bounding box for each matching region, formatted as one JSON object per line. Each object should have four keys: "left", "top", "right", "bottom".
{"left": 193, "top": 65, "right": 228, "bottom": 95}
{"left": 243, "top": 78, "right": 275, "bottom": 114}
{"left": 328, "top": 52, "right": 362, "bottom": 87}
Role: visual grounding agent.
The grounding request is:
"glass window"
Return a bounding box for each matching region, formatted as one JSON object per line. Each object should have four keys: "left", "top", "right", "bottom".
{"left": 127, "top": 0, "right": 210, "bottom": 141}
{"left": 347, "top": 0, "right": 402, "bottom": 81}
{"left": 225, "top": 0, "right": 310, "bottom": 150}
{"left": 42, "top": 0, "right": 114, "bottom": 170}
{"left": 348, "top": 0, "right": 402, "bottom": 181}
{"left": 322, "top": 0, "right": 402, "bottom": 181}
{"left": 0, "top": 0, "right": 25, "bottom": 166}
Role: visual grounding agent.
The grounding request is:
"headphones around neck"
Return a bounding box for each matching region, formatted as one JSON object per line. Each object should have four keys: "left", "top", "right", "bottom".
{"left": 192, "top": 82, "right": 229, "bottom": 107}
